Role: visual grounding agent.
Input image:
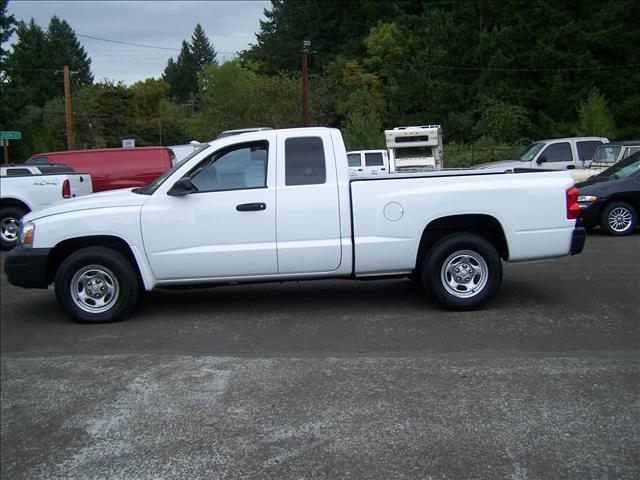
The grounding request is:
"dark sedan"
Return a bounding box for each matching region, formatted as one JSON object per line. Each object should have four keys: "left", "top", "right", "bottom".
{"left": 576, "top": 152, "right": 640, "bottom": 235}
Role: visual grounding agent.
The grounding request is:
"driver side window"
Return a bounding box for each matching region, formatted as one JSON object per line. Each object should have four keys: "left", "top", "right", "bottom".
{"left": 540, "top": 142, "right": 571, "bottom": 163}
{"left": 190, "top": 141, "right": 268, "bottom": 192}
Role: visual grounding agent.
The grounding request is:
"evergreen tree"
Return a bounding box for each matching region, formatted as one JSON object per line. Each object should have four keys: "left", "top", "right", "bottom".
{"left": 0, "top": 0, "right": 16, "bottom": 62}
{"left": 44, "top": 16, "right": 93, "bottom": 87}
{"left": 191, "top": 23, "right": 217, "bottom": 69}
{"left": 576, "top": 88, "right": 616, "bottom": 138}
{"left": 2, "top": 20, "right": 48, "bottom": 126}
{"left": 163, "top": 40, "right": 197, "bottom": 103}
{"left": 162, "top": 25, "right": 218, "bottom": 103}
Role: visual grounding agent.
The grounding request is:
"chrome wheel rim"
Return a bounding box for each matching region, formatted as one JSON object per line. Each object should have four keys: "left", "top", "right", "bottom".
{"left": 0, "top": 217, "right": 20, "bottom": 243}
{"left": 70, "top": 265, "right": 120, "bottom": 314}
{"left": 441, "top": 250, "right": 489, "bottom": 299}
{"left": 608, "top": 207, "right": 632, "bottom": 233}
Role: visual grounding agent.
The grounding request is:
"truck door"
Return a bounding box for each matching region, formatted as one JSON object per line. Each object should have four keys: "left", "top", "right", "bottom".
{"left": 535, "top": 142, "right": 573, "bottom": 170}
{"left": 275, "top": 131, "right": 342, "bottom": 274}
{"left": 141, "top": 140, "right": 278, "bottom": 281}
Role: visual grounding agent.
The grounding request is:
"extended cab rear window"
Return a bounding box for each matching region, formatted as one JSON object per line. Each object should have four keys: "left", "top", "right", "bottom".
{"left": 5, "top": 168, "right": 32, "bottom": 176}
{"left": 365, "top": 152, "right": 384, "bottom": 166}
{"left": 347, "top": 153, "right": 361, "bottom": 167}
{"left": 285, "top": 137, "right": 326, "bottom": 186}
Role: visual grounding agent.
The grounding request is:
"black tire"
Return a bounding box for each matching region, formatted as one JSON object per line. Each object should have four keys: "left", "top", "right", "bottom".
{"left": 54, "top": 247, "right": 139, "bottom": 323}
{"left": 599, "top": 201, "right": 637, "bottom": 236}
{"left": 422, "top": 233, "right": 502, "bottom": 311}
{"left": 0, "top": 206, "right": 28, "bottom": 250}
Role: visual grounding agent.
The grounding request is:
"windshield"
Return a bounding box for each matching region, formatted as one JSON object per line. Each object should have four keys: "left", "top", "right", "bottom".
{"left": 592, "top": 146, "right": 621, "bottom": 163}
{"left": 518, "top": 143, "right": 544, "bottom": 162}
{"left": 134, "top": 144, "right": 209, "bottom": 195}
{"left": 598, "top": 151, "right": 640, "bottom": 179}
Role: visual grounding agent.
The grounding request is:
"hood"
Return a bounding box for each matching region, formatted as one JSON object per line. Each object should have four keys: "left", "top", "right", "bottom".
{"left": 24, "top": 188, "right": 150, "bottom": 222}
{"left": 575, "top": 174, "right": 617, "bottom": 191}
{"left": 473, "top": 160, "right": 526, "bottom": 170}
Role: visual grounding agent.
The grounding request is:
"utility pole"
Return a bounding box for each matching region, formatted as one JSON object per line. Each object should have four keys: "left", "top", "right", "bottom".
{"left": 302, "top": 38, "right": 311, "bottom": 126}
{"left": 63, "top": 65, "right": 74, "bottom": 150}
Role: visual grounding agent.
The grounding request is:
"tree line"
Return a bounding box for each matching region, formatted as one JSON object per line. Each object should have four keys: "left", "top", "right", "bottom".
{"left": 1, "top": 0, "right": 638, "bottom": 166}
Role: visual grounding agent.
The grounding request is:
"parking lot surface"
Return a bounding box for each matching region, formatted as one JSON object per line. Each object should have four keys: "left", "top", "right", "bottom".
{"left": 1, "top": 232, "right": 639, "bottom": 479}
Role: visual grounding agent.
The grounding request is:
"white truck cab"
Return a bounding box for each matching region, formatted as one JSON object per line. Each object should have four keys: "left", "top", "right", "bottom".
{"left": 347, "top": 150, "right": 389, "bottom": 177}
{"left": 386, "top": 125, "right": 443, "bottom": 173}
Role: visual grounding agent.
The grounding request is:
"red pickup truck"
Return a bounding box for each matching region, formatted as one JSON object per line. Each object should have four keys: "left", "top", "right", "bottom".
{"left": 26, "top": 147, "right": 174, "bottom": 192}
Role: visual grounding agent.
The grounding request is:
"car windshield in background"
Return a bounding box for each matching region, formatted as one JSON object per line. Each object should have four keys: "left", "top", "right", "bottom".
{"left": 593, "top": 146, "right": 622, "bottom": 163}
{"left": 134, "top": 144, "right": 209, "bottom": 195}
{"left": 518, "top": 143, "right": 544, "bottom": 161}
{"left": 599, "top": 152, "right": 640, "bottom": 179}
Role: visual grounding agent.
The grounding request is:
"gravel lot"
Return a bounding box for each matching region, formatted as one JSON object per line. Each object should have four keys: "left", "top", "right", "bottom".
{"left": 1, "top": 232, "right": 639, "bottom": 479}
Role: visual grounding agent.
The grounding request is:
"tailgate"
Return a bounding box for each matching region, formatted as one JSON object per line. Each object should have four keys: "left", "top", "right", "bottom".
{"left": 68, "top": 173, "right": 93, "bottom": 197}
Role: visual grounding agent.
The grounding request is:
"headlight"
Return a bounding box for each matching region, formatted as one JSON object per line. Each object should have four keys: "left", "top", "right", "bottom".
{"left": 19, "top": 222, "right": 35, "bottom": 248}
{"left": 577, "top": 195, "right": 598, "bottom": 203}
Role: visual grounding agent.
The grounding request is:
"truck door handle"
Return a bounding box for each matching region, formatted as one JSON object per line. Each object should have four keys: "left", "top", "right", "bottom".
{"left": 236, "top": 202, "right": 267, "bottom": 212}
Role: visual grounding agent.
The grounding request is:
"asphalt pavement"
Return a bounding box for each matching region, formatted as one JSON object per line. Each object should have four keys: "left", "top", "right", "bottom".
{"left": 1, "top": 232, "right": 639, "bottom": 479}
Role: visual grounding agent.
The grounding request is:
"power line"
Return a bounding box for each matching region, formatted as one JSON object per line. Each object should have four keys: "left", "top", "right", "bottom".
{"left": 78, "top": 33, "right": 238, "bottom": 56}
{"left": 78, "top": 34, "right": 179, "bottom": 51}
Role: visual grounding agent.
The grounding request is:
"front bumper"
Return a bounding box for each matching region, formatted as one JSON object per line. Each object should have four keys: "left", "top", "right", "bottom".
{"left": 571, "top": 227, "right": 586, "bottom": 255}
{"left": 577, "top": 200, "right": 604, "bottom": 228}
{"left": 4, "top": 247, "right": 51, "bottom": 288}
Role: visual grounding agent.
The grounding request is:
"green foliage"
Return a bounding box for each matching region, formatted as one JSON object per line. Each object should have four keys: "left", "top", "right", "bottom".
{"left": 163, "top": 24, "right": 217, "bottom": 103}
{"left": 575, "top": 88, "right": 616, "bottom": 138}
{"left": 342, "top": 112, "right": 385, "bottom": 151}
{"left": 129, "top": 78, "right": 170, "bottom": 120}
{"left": 44, "top": 16, "right": 93, "bottom": 87}
{"left": 3, "top": 1, "right": 640, "bottom": 165}
{"left": 474, "top": 98, "right": 531, "bottom": 143}
{"left": 445, "top": 138, "right": 526, "bottom": 168}
{"left": 191, "top": 23, "right": 217, "bottom": 69}
{"left": 188, "top": 61, "right": 300, "bottom": 139}
{"left": 163, "top": 41, "right": 198, "bottom": 103}
{"left": 0, "top": 0, "right": 16, "bottom": 61}
{"left": 2, "top": 15, "right": 93, "bottom": 160}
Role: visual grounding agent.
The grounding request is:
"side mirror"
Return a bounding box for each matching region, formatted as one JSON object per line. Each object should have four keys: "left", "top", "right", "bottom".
{"left": 536, "top": 156, "right": 548, "bottom": 165}
{"left": 167, "top": 177, "right": 196, "bottom": 196}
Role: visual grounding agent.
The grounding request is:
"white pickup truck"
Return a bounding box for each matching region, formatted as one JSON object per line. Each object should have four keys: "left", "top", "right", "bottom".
{"left": 474, "top": 136, "right": 608, "bottom": 175}
{"left": 0, "top": 164, "right": 93, "bottom": 250}
{"left": 4, "top": 128, "right": 585, "bottom": 323}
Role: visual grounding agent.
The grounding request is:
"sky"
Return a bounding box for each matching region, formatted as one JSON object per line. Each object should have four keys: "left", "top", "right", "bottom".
{"left": 6, "top": 0, "right": 271, "bottom": 84}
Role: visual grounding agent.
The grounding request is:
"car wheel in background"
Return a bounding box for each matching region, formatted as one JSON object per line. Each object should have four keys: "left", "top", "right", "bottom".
{"left": 0, "top": 206, "right": 28, "bottom": 250}
{"left": 600, "top": 202, "right": 637, "bottom": 236}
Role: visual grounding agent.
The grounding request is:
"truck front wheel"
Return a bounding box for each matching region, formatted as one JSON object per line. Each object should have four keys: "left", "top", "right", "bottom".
{"left": 55, "top": 247, "right": 139, "bottom": 323}
{"left": 423, "top": 233, "right": 502, "bottom": 311}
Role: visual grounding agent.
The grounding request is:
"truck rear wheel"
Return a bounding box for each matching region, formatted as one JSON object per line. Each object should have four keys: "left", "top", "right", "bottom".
{"left": 54, "top": 247, "right": 139, "bottom": 323}
{"left": 422, "top": 233, "right": 502, "bottom": 311}
{"left": 0, "top": 206, "right": 28, "bottom": 250}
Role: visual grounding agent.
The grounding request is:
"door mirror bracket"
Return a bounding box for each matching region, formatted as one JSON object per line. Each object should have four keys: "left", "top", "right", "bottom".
{"left": 167, "top": 177, "right": 197, "bottom": 196}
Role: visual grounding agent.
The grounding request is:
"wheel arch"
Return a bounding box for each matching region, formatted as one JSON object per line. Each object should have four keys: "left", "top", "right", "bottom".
{"left": 600, "top": 196, "right": 639, "bottom": 212}
{"left": 415, "top": 214, "right": 509, "bottom": 271}
{"left": 0, "top": 198, "right": 31, "bottom": 213}
{"left": 47, "top": 235, "right": 146, "bottom": 288}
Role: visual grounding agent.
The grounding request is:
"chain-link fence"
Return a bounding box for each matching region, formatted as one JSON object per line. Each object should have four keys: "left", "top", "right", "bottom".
{"left": 444, "top": 143, "right": 526, "bottom": 168}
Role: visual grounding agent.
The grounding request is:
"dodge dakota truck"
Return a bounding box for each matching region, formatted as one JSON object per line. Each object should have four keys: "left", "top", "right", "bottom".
{"left": 4, "top": 127, "right": 585, "bottom": 323}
